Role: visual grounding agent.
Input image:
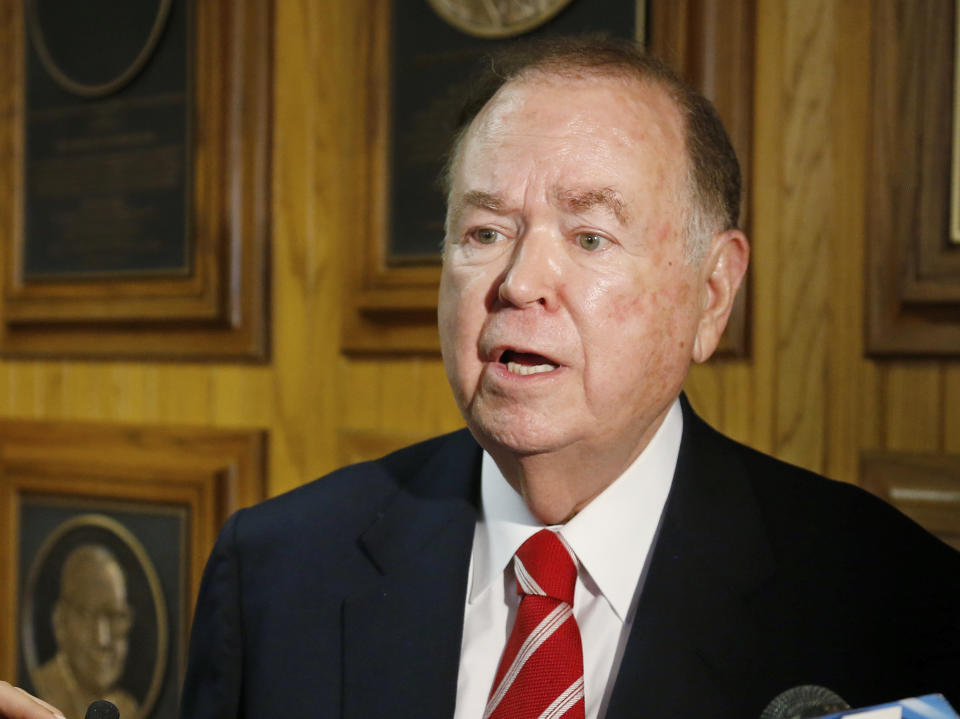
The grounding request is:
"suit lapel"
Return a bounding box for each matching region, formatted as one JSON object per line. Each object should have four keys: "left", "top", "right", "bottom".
{"left": 341, "top": 433, "right": 481, "bottom": 719}
{"left": 605, "top": 398, "right": 776, "bottom": 718}
{"left": 338, "top": 402, "right": 775, "bottom": 718}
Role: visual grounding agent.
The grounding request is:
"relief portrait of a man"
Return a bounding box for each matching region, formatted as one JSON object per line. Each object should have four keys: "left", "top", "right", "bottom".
{"left": 20, "top": 512, "right": 170, "bottom": 719}
{"left": 32, "top": 545, "right": 139, "bottom": 719}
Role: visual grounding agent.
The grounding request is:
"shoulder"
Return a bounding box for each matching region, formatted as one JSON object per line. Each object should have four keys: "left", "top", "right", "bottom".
{"left": 745, "top": 435, "right": 944, "bottom": 551}
{"left": 678, "top": 395, "right": 957, "bottom": 571}
{"left": 686, "top": 404, "right": 960, "bottom": 577}
{"left": 31, "top": 656, "right": 64, "bottom": 698}
{"left": 105, "top": 689, "right": 139, "bottom": 719}
{"left": 223, "top": 428, "right": 480, "bottom": 551}
{"left": 31, "top": 656, "right": 75, "bottom": 717}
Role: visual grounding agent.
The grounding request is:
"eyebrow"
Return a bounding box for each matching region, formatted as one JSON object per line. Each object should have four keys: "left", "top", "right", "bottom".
{"left": 446, "top": 191, "right": 506, "bottom": 232}
{"left": 454, "top": 190, "right": 505, "bottom": 213}
{"left": 554, "top": 187, "right": 629, "bottom": 225}
{"left": 449, "top": 187, "right": 629, "bottom": 225}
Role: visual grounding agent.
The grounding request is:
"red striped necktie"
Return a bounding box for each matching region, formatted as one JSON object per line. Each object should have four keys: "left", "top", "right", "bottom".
{"left": 484, "top": 529, "right": 586, "bottom": 719}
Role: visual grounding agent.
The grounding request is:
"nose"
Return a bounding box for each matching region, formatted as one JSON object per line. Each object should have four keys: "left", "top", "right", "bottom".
{"left": 497, "top": 230, "right": 561, "bottom": 310}
{"left": 95, "top": 615, "right": 112, "bottom": 646}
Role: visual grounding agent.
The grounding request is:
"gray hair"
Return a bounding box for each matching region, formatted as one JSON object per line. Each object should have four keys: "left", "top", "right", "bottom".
{"left": 441, "top": 34, "right": 741, "bottom": 264}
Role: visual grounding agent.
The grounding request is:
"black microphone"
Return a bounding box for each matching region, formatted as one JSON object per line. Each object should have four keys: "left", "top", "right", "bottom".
{"left": 760, "top": 685, "right": 850, "bottom": 719}
{"left": 83, "top": 700, "right": 119, "bottom": 719}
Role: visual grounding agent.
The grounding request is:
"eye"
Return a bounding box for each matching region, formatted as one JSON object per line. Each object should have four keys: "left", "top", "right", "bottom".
{"left": 577, "top": 233, "right": 608, "bottom": 251}
{"left": 473, "top": 228, "right": 503, "bottom": 245}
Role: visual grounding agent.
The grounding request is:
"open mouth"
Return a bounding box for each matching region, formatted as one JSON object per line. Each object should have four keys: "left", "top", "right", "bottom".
{"left": 499, "top": 349, "right": 559, "bottom": 376}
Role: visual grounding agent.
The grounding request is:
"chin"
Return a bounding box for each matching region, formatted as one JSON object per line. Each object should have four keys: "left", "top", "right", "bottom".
{"left": 468, "top": 411, "right": 576, "bottom": 457}
{"left": 79, "top": 660, "right": 123, "bottom": 692}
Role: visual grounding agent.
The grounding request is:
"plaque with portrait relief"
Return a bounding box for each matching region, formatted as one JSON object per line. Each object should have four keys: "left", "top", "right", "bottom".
{"left": 426, "top": 0, "right": 576, "bottom": 38}
{"left": 0, "top": 420, "right": 267, "bottom": 719}
{"left": 20, "top": 510, "right": 174, "bottom": 719}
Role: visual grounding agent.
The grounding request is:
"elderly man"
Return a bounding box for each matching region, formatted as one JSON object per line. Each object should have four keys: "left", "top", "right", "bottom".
{"left": 32, "top": 546, "right": 138, "bottom": 719}
{"left": 175, "top": 36, "right": 958, "bottom": 719}
{"left": 7, "top": 34, "right": 955, "bottom": 719}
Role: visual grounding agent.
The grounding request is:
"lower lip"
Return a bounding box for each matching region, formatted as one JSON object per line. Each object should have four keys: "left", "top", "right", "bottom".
{"left": 486, "top": 362, "right": 563, "bottom": 383}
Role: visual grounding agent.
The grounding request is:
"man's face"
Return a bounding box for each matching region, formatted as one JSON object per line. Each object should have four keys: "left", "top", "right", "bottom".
{"left": 439, "top": 73, "right": 711, "bottom": 468}
{"left": 55, "top": 557, "right": 131, "bottom": 693}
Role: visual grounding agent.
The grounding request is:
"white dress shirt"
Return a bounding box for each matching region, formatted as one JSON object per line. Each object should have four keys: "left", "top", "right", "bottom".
{"left": 453, "top": 399, "right": 684, "bottom": 719}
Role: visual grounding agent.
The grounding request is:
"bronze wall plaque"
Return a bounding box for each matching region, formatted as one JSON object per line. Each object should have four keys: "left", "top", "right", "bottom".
{"left": 0, "top": 0, "right": 272, "bottom": 360}
{"left": 426, "top": 0, "right": 576, "bottom": 38}
{"left": 19, "top": 505, "right": 178, "bottom": 719}
{"left": 23, "top": 0, "right": 191, "bottom": 280}
{"left": 0, "top": 420, "right": 267, "bottom": 717}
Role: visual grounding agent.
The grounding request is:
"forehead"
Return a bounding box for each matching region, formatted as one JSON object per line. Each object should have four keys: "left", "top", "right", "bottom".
{"left": 452, "top": 71, "right": 687, "bottom": 199}
{"left": 64, "top": 557, "right": 126, "bottom": 602}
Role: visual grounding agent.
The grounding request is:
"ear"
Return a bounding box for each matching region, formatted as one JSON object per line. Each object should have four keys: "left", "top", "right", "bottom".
{"left": 692, "top": 229, "right": 750, "bottom": 363}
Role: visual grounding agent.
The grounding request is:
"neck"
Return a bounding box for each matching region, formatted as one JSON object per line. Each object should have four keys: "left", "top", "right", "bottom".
{"left": 488, "top": 411, "right": 671, "bottom": 525}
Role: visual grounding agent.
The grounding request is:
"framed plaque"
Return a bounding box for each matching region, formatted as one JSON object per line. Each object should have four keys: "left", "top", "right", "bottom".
{"left": 0, "top": 0, "right": 272, "bottom": 360}
{"left": 343, "top": 0, "right": 755, "bottom": 357}
{"left": 22, "top": 0, "right": 190, "bottom": 281}
{"left": 19, "top": 507, "right": 176, "bottom": 719}
{"left": 953, "top": 3, "right": 960, "bottom": 246}
{"left": 865, "top": 0, "right": 960, "bottom": 355}
{"left": 0, "top": 420, "right": 267, "bottom": 717}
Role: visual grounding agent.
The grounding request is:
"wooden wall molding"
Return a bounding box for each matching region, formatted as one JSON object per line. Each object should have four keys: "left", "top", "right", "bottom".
{"left": 343, "top": 0, "right": 756, "bottom": 356}
{"left": 865, "top": 0, "right": 960, "bottom": 355}
{"left": 342, "top": 0, "right": 443, "bottom": 355}
{"left": 0, "top": 419, "right": 267, "bottom": 681}
{"left": 0, "top": 0, "right": 272, "bottom": 360}
{"left": 861, "top": 450, "right": 960, "bottom": 550}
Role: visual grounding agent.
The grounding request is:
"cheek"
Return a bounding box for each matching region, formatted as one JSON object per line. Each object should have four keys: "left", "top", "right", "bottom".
{"left": 605, "top": 292, "right": 645, "bottom": 323}
{"left": 593, "top": 275, "right": 699, "bottom": 387}
{"left": 440, "top": 272, "right": 483, "bottom": 348}
{"left": 438, "top": 270, "right": 469, "bottom": 340}
{"left": 603, "top": 283, "right": 690, "bottom": 333}
{"left": 439, "top": 268, "right": 488, "bottom": 396}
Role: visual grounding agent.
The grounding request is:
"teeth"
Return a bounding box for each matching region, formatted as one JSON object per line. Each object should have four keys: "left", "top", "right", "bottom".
{"left": 506, "top": 362, "right": 556, "bottom": 376}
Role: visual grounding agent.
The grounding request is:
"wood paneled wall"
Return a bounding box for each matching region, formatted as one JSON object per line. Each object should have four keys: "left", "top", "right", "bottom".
{"left": 0, "top": 0, "right": 956, "bottom": 500}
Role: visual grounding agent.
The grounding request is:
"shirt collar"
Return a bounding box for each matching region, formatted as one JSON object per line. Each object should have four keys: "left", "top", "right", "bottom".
{"left": 470, "top": 398, "right": 684, "bottom": 620}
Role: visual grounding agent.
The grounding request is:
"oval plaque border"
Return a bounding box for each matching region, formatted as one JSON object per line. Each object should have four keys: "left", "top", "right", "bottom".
{"left": 25, "top": 0, "right": 175, "bottom": 98}
{"left": 20, "top": 513, "right": 169, "bottom": 719}
{"left": 426, "top": 0, "right": 576, "bottom": 38}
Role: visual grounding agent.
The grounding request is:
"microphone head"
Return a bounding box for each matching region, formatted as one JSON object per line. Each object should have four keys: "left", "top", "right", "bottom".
{"left": 760, "top": 685, "right": 850, "bottom": 719}
{"left": 84, "top": 700, "right": 120, "bottom": 719}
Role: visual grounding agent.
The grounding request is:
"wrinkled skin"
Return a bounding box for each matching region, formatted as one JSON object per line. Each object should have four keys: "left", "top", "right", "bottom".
{"left": 438, "top": 71, "right": 748, "bottom": 522}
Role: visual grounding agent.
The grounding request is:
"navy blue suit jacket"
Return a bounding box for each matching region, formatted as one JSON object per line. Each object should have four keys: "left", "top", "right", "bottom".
{"left": 181, "top": 399, "right": 960, "bottom": 718}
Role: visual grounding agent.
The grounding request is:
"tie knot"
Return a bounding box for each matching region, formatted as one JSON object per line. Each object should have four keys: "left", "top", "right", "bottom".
{"left": 513, "top": 529, "right": 577, "bottom": 605}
